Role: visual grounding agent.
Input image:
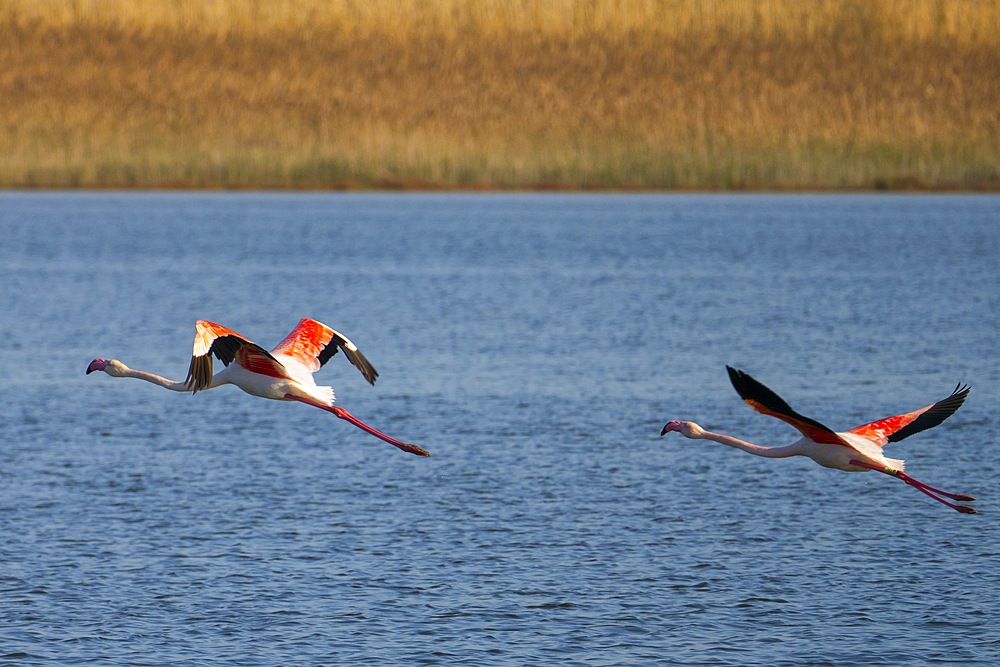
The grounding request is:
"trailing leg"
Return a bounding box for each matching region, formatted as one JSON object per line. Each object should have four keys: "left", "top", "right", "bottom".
{"left": 849, "top": 460, "right": 976, "bottom": 514}
{"left": 286, "top": 394, "right": 430, "bottom": 457}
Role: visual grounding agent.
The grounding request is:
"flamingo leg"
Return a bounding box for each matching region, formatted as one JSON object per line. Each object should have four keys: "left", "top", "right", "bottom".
{"left": 894, "top": 471, "right": 976, "bottom": 502}
{"left": 285, "top": 395, "right": 430, "bottom": 457}
{"left": 849, "top": 460, "right": 975, "bottom": 514}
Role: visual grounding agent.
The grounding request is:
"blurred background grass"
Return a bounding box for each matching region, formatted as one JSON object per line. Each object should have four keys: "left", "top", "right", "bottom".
{"left": 2, "top": 0, "right": 998, "bottom": 189}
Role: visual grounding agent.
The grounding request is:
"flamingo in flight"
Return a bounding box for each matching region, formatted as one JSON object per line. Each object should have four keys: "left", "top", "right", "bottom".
{"left": 86, "top": 318, "right": 429, "bottom": 457}
{"left": 661, "top": 366, "right": 975, "bottom": 514}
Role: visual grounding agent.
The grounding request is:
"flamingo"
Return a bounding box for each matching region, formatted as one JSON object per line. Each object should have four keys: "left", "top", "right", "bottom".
{"left": 661, "top": 366, "right": 975, "bottom": 514}
{"left": 86, "top": 318, "right": 429, "bottom": 457}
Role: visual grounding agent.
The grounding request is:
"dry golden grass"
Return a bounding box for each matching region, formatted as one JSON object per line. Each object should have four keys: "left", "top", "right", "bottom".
{"left": 1, "top": 0, "right": 998, "bottom": 189}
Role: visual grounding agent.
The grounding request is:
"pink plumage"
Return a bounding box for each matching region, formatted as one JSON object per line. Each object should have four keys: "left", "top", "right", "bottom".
{"left": 661, "top": 367, "right": 974, "bottom": 514}
{"left": 87, "top": 318, "right": 428, "bottom": 457}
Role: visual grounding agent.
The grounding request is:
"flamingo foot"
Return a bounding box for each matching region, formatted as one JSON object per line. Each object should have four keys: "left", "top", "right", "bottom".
{"left": 286, "top": 395, "right": 430, "bottom": 456}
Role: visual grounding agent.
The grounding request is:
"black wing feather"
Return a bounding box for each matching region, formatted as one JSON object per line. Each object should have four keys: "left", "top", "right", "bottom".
{"left": 726, "top": 366, "right": 838, "bottom": 435}
{"left": 887, "top": 383, "right": 971, "bottom": 443}
{"left": 184, "top": 335, "right": 279, "bottom": 393}
{"left": 321, "top": 330, "right": 379, "bottom": 385}
{"left": 211, "top": 335, "right": 249, "bottom": 366}
{"left": 317, "top": 341, "right": 339, "bottom": 367}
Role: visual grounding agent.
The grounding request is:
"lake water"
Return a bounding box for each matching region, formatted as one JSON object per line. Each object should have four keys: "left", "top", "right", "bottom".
{"left": 1, "top": 192, "right": 998, "bottom": 665}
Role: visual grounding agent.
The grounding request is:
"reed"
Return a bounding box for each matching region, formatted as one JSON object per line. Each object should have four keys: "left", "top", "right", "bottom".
{"left": 2, "top": 0, "right": 998, "bottom": 189}
{"left": 9, "top": 0, "right": 999, "bottom": 43}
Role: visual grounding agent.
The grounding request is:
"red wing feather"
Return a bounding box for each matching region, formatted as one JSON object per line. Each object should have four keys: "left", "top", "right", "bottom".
{"left": 727, "top": 366, "right": 850, "bottom": 446}
{"left": 741, "top": 398, "right": 848, "bottom": 445}
{"left": 272, "top": 318, "right": 379, "bottom": 385}
{"left": 185, "top": 320, "right": 283, "bottom": 392}
{"left": 271, "top": 318, "right": 335, "bottom": 373}
{"left": 235, "top": 346, "right": 289, "bottom": 380}
{"left": 849, "top": 383, "right": 971, "bottom": 446}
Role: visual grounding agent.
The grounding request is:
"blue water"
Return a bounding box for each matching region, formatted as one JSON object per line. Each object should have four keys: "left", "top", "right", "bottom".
{"left": 1, "top": 192, "right": 998, "bottom": 665}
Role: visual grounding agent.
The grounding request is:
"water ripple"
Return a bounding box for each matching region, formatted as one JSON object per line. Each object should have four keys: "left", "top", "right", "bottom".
{"left": 2, "top": 193, "right": 1000, "bottom": 665}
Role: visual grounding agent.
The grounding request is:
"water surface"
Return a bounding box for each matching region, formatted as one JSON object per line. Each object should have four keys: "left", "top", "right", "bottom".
{"left": 1, "top": 192, "right": 998, "bottom": 665}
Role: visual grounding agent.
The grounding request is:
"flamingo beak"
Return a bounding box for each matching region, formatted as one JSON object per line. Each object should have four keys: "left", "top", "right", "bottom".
{"left": 86, "top": 358, "right": 108, "bottom": 375}
{"left": 660, "top": 420, "right": 682, "bottom": 436}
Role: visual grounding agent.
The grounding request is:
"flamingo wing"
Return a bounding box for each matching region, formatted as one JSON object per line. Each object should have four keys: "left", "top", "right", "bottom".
{"left": 848, "top": 383, "right": 971, "bottom": 446}
{"left": 726, "top": 366, "right": 850, "bottom": 446}
{"left": 185, "top": 320, "right": 285, "bottom": 392}
{"left": 271, "top": 318, "right": 378, "bottom": 385}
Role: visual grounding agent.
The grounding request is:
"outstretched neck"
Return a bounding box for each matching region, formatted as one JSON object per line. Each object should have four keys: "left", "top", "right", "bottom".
{"left": 699, "top": 429, "right": 802, "bottom": 459}
{"left": 114, "top": 366, "right": 191, "bottom": 392}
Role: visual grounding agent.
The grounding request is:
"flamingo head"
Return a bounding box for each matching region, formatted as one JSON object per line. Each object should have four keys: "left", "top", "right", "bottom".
{"left": 86, "top": 358, "right": 108, "bottom": 374}
{"left": 660, "top": 420, "right": 705, "bottom": 439}
{"left": 86, "top": 358, "right": 128, "bottom": 376}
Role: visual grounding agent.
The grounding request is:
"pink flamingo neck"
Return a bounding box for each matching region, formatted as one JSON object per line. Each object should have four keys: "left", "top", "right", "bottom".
{"left": 114, "top": 367, "right": 191, "bottom": 392}
{"left": 698, "top": 429, "right": 803, "bottom": 459}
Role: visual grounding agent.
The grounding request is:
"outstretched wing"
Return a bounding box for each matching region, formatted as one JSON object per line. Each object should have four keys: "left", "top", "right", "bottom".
{"left": 726, "top": 366, "right": 849, "bottom": 446}
{"left": 185, "top": 320, "right": 284, "bottom": 393}
{"left": 848, "top": 383, "right": 971, "bottom": 446}
{"left": 271, "top": 318, "right": 378, "bottom": 385}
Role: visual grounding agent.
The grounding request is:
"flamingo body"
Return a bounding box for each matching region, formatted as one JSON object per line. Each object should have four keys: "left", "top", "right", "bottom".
{"left": 661, "top": 366, "right": 974, "bottom": 514}
{"left": 213, "top": 361, "right": 330, "bottom": 403}
{"left": 793, "top": 431, "right": 900, "bottom": 472}
{"left": 87, "top": 318, "right": 428, "bottom": 457}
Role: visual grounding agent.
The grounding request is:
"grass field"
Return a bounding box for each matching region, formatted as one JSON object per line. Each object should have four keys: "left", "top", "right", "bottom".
{"left": 2, "top": 0, "right": 998, "bottom": 189}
